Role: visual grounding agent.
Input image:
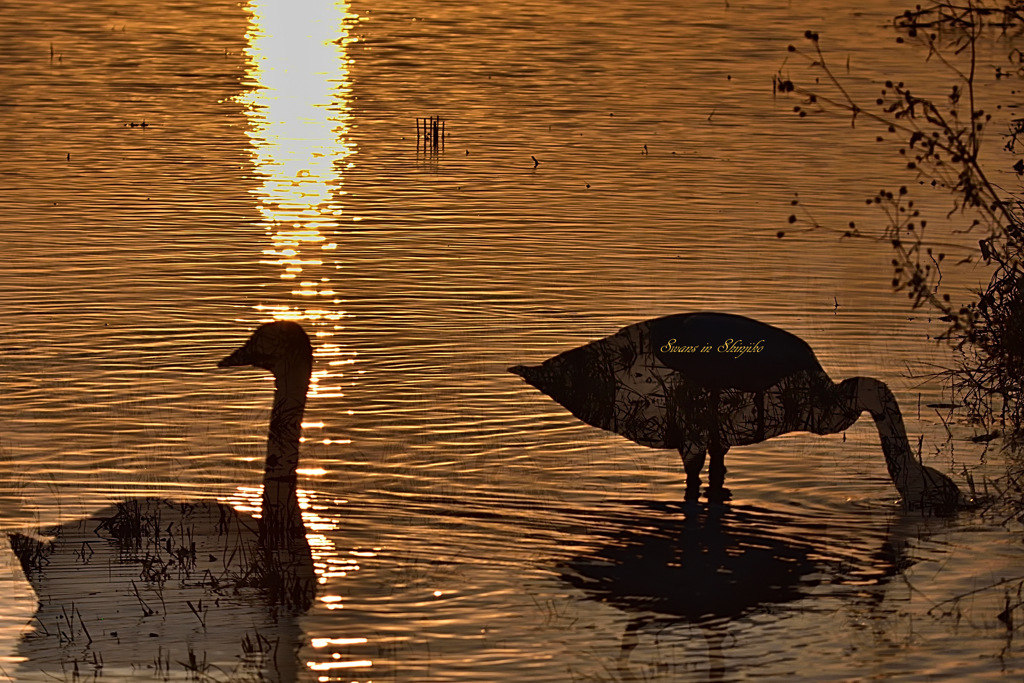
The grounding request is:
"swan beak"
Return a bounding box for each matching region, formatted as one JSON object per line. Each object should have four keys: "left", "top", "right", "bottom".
{"left": 218, "top": 345, "right": 254, "bottom": 368}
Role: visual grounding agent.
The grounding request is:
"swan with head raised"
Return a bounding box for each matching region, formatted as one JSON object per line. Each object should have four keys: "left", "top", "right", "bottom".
{"left": 9, "top": 321, "right": 316, "bottom": 680}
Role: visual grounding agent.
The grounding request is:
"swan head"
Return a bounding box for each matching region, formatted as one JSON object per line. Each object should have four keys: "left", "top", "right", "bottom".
{"left": 219, "top": 321, "right": 312, "bottom": 373}
{"left": 898, "top": 463, "right": 969, "bottom": 513}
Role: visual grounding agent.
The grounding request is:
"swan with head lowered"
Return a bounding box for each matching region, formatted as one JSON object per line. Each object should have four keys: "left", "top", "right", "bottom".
{"left": 510, "top": 312, "right": 965, "bottom": 510}
{"left": 8, "top": 321, "right": 317, "bottom": 681}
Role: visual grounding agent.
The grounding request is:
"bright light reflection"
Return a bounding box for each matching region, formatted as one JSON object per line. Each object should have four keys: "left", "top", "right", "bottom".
{"left": 237, "top": 4, "right": 377, "bottom": 675}
{"left": 307, "top": 659, "right": 373, "bottom": 670}
{"left": 311, "top": 637, "right": 368, "bottom": 647}
{"left": 237, "top": 0, "right": 356, "bottom": 403}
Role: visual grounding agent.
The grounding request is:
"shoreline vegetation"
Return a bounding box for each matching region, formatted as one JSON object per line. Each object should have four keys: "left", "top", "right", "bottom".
{"left": 776, "top": 0, "right": 1024, "bottom": 625}
{"left": 777, "top": 0, "right": 1024, "bottom": 436}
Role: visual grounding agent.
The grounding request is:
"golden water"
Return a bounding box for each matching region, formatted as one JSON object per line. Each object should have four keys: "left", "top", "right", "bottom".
{"left": 0, "top": 0, "right": 1021, "bottom": 679}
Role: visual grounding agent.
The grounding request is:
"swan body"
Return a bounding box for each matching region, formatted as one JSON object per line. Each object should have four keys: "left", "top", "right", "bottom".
{"left": 510, "top": 312, "right": 964, "bottom": 509}
{"left": 9, "top": 321, "right": 316, "bottom": 680}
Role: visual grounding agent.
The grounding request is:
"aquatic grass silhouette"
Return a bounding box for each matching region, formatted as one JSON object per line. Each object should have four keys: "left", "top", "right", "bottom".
{"left": 417, "top": 115, "right": 446, "bottom": 151}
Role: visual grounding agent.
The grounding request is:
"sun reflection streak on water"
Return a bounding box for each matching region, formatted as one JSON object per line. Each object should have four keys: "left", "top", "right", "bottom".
{"left": 219, "top": 481, "right": 373, "bottom": 675}
{"left": 236, "top": 0, "right": 357, "bottom": 405}
{"left": 231, "top": 2, "right": 378, "bottom": 678}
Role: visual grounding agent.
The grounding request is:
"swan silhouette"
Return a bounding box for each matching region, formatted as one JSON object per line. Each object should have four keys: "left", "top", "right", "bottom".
{"left": 8, "top": 321, "right": 316, "bottom": 680}
{"left": 510, "top": 312, "right": 964, "bottom": 509}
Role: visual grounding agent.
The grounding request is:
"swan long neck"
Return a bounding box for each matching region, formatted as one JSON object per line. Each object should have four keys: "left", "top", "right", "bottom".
{"left": 261, "top": 357, "right": 312, "bottom": 549}
{"left": 845, "top": 376, "right": 962, "bottom": 509}
{"left": 847, "top": 377, "right": 915, "bottom": 489}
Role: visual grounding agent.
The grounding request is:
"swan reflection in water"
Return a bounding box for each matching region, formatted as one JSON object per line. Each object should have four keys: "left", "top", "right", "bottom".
{"left": 9, "top": 322, "right": 318, "bottom": 681}
{"left": 559, "top": 501, "right": 906, "bottom": 681}
{"left": 511, "top": 312, "right": 964, "bottom": 509}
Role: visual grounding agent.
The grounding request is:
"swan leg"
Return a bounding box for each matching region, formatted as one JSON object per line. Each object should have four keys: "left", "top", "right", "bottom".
{"left": 680, "top": 443, "right": 706, "bottom": 501}
{"left": 704, "top": 389, "right": 730, "bottom": 501}
{"left": 708, "top": 444, "right": 728, "bottom": 488}
{"left": 707, "top": 444, "right": 731, "bottom": 502}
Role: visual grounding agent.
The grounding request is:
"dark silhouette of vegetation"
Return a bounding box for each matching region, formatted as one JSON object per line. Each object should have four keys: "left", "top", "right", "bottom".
{"left": 777, "top": 1, "right": 1024, "bottom": 436}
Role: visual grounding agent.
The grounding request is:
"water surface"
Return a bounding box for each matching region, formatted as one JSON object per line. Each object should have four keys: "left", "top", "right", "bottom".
{"left": 0, "top": 0, "right": 1022, "bottom": 680}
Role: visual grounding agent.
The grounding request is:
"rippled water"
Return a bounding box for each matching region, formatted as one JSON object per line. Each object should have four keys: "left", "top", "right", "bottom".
{"left": 1, "top": 0, "right": 1023, "bottom": 680}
